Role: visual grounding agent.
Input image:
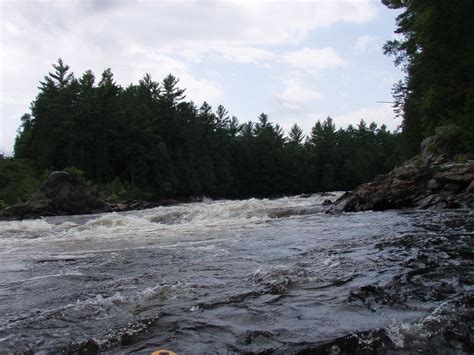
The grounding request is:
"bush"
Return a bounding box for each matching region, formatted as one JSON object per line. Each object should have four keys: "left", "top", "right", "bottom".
{"left": 63, "top": 166, "right": 89, "bottom": 186}
{"left": 98, "top": 177, "right": 128, "bottom": 202}
{"left": 434, "top": 124, "right": 463, "bottom": 154}
{"left": 432, "top": 124, "right": 474, "bottom": 157}
{"left": 0, "top": 157, "right": 39, "bottom": 205}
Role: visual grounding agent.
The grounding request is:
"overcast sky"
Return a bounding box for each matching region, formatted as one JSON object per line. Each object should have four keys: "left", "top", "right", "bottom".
{"left": 0, "top": 0, "right": 402, "bottom": 156}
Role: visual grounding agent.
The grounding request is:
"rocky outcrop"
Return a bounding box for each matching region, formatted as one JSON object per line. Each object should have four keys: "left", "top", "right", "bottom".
{"left": 104, "top": 198, "right": 193, "bottom": 213}
{"left": 0, "top": 171, "right": 106, "bottom": 220}
{"left": 332, "top": 159, "right": 473, "bottom": 212}
{"left": 0, "top": 174, "right": 208, "bottom": 220}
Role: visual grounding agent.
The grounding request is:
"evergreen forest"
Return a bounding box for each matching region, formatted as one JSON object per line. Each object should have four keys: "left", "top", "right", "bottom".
{"left": 1, "top": 59, "right": 403, "bottom": 205}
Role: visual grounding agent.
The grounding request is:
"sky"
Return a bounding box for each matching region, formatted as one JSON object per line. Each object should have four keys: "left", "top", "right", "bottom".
{"left": 0, "top": 0, "right": 403, "bottom": 156}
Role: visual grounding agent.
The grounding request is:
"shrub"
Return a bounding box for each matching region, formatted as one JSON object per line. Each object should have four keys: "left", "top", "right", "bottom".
{"left": 0, "top": 158, "right": 39, "bottom": 205}
{"left": 63, "top": 166, "right": 89, "bottom": 186}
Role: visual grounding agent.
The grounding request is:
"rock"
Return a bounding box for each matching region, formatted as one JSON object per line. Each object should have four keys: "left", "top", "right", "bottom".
{"left": 417, "top": 195, "right": 435, "bottom": 209}
{"left": 419, "top": 133, "right": 464, "bottom": 165}
{"left": 0, "top": 171, "right": 106, "bottom": 220}
{"left": 430, "top": 201, "right": 448, "bottom": 209}
{"left": 427, "top": 179, "right": 441, "bottom": 190}
{"left": 466, "top": 180, "right": 474, "bottom": 193}
{"left": 322, "top": 199, "right": 333, "bottom": 206}
{"left": 434, "top": 168, "right": 473, "bottom": 184}
{"left": 443, "top": 183, "right": 462, "bottom": 192}
{"left": 114, "top": 203, "right": 128, "bottom": 211}
{"left": 331, "top": 158, "right": 474, "bottom": 213}
{"left": 420, "top": 136, "right": 436, "bottom": 163}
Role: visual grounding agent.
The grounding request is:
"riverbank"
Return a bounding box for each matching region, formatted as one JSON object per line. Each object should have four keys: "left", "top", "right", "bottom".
{"left": 332, "top": 158, "right": 473, "bottom": 212}
{"left": 0, "top": 170, "right": 336, "bottom": 221}
{"left": 0, "top": 171, "right": 209, "bottom": 221}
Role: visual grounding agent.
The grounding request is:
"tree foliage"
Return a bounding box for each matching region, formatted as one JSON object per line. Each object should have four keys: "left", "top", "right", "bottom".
{"left": 383, "top": 0, "right": 474, "bottom": 154}
{"left": 0, "top": 156, "right": 40, "bottom": 206}
{"left": 9, "top": 59, "right": 404, "bottom": 202}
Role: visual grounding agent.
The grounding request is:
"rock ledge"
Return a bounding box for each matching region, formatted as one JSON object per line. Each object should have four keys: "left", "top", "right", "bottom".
{"left": 332, "top": 159, "right": 473, "bottom": 212}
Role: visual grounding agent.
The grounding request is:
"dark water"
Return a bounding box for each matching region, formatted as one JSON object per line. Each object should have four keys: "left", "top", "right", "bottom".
{"left": 0, "top": 195, "right": 472, "bottom": 354}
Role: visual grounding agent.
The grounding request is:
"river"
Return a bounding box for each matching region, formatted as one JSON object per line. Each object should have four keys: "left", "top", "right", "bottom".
{"left": 0, "top": 194, "right": 472, "bottom": 354}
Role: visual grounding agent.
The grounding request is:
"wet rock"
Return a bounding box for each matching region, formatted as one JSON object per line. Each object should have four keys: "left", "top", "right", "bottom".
{"left": 331, "top": 158, "right": 474, "bottom": 212}
{"left": 319, "top": 192, "right": 336, "bottom": 197}
{"left": 106, "top": 197, "right": 200, "bottom": 213}
{"left": 0, "top": 171, "right": 106, "bottom": 220}
{"left": 417, "top": 195, "right": 435, "bottom": 209}
{"left": 65, "top": 339, "right": 100, "bottom": 354}
{"left": 329, "top": 133, "right": 474, "bottom": 213}
{"left": 322, "top": 199, "right": 333, "bottom": 206}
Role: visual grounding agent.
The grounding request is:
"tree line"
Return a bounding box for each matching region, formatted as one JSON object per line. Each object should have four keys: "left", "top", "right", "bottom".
{"left": 383, "top": 0, "right": 474, "bottom": 154}
{"left": 1, "top": 59, "right": 403, "bottom": 205}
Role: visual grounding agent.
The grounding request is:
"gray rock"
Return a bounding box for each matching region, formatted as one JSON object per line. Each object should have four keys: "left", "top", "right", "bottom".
{"left": 417, "top": 195, "right": 435, "bottom": 208}
{"left": 332, "top": 158, "right": 474, "bottom": 212}
{"left": 427, "top": 179, "right": 441, "bottom": 190}
{"left": 466, "top": 180, "right": 474, "bottom": 193}
{"left": 443, "top": 183, "right": 462, "bottom": 192}
{"left": 420, "top": 136, "right": 436, "bottom": 163}
{"left": 322, "top": 199, "right": 333, "bottom": 206}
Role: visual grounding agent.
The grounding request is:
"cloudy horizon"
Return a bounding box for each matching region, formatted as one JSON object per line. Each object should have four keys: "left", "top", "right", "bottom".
{"left": 1, "top": 0, "right": 402, "bottom": 156}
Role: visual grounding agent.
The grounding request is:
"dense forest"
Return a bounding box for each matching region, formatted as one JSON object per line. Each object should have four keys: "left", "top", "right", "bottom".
{"left": 1, "top": 0, "right": 472, "bottom": 207}
{"left": 1, "top": 59, "right": 403, "bottom": 205}
{"left": 382, "top": 0, "right": 474, "bottom": 154}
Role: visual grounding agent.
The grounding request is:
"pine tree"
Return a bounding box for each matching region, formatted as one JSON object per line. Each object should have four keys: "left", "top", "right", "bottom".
{"left": 288, "top": 123, "right": 304, "bottom": 145}
{"left": 383, "top": 0, "right": 474, "bottom": 154}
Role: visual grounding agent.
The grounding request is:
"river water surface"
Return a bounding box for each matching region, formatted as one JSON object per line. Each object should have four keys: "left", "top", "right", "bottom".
{"left": 0, "top": 194, "right": 472, "bottom": 354}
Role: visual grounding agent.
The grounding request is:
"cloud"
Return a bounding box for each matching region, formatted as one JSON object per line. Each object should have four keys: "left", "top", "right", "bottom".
{"left": 0, "top": 0, "right": 380, "bottom": 154}
{"left": 218, "top": 47, "right": 276, "bottom": 64}
{"left": 229, "top": 0, "right": 378, "bottom": 45}
{"left": 282, "top": 47, "right": 346, "bottom": 71}
{"left": 355, "top": 35, "right": 378, "bottom": 52}
{"left": 2, "top": 0, "right": 377, "bottom": 64}
{"left": 277, "top": 79, "right": 321, "bottom": 111}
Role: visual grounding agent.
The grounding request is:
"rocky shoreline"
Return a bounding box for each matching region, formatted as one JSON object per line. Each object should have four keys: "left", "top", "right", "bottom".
{"left": 0, "top": 171, "right": 203, "bottom": 221}
{"left": 331, "top": 155, "right": 473, "bottom": 212}
{"left": 0, "top": 171, "right": 105, "bottom": 221}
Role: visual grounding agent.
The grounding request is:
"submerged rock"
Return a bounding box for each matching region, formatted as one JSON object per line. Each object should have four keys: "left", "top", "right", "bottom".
{"left": 332, "top": 158, "right": 473, "bottom": 212}
{"left": 322, "top": 199, "right": 333, "bottom": 206}
{"left": 0, "top": 171, "right": 106, "bottom": 220}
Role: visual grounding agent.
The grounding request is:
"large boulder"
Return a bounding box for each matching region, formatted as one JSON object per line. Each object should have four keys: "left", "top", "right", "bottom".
{"left": 0, "top": 171, "right": 106, "bottom": 220}
{"left": 331, "top": 159, "right": 474, "bottom": 212}
{"left": 330, "top": 132, "right": 474, "bottom": 213}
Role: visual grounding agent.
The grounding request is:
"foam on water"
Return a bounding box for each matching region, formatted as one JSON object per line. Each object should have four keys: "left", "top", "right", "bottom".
{"left": 0, "top": 218, "right": 54, "bottom": 234}
{"left": 0, "top": 193, "right": 341, "bottom": 257}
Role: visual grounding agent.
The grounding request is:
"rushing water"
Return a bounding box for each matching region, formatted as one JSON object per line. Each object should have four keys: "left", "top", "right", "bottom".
{"left": 0, "top": 194, "right": 472, "bottom": 354}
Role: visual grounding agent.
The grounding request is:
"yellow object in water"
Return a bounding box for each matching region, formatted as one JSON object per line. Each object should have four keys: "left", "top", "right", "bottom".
{"left": 151, "top": 349, "right": 177, "bottom": 355}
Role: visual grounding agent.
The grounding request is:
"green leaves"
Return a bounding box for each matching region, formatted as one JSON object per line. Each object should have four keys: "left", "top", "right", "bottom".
{"left": 383, "top": 1, "right": 474, "bottom": 155}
